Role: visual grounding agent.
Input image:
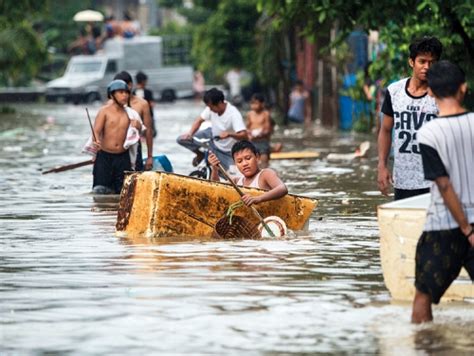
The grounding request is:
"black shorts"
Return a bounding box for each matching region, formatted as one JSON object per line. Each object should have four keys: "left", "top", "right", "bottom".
{"left": 415, "top": 227, "right": 474, "bottom": 304}
{"left": 93, "top": 150, "right": 131, "bottom": 194}
{"left": 394, "top": 187, "right": 430, "bottom": 200}
{"left": 252, "top": 140, "right": 271, "bottom": 155}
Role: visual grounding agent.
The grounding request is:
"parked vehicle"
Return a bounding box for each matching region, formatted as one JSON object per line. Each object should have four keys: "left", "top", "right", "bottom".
{"left": 45, "top": 36, "right": 194, "bottom": 104}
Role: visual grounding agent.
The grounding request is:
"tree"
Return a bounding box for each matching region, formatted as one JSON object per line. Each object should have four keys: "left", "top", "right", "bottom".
{"left": 258, "top": 0, "right": 474, "bottom": 101}
{"left": 190, "top": 0, "right": 260, "bottom": 80}
{"left": 0, "top": 0, "right": 49, "bottom": 85}
{"left": 0, "top": 0, "right": 97, "bottom": 85}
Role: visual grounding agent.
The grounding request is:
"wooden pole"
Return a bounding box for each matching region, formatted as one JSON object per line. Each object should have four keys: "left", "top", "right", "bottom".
{"left": 42, "top": 159, "right": 94, "bottom": 175}
{"left": 85, "top": 108, "right": 97, "bottom": 142}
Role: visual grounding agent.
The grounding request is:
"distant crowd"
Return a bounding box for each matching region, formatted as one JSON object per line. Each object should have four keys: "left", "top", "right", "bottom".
{"left": 68, "top": 13, "right": 140, "bottom": 55}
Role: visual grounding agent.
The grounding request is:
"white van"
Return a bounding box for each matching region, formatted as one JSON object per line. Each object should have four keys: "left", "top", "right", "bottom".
{"left": 46, "top": 36, "right": 193, "bottom": 103}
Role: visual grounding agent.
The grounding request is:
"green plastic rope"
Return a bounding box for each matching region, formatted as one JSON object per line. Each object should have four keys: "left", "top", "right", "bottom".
{"left": 226, "top": 201, "right": 244, "bottom": 225}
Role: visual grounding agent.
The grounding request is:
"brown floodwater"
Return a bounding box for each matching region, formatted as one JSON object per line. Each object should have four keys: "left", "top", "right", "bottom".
{"left": 1, "top": 101, "right": 472, "bottom": 354}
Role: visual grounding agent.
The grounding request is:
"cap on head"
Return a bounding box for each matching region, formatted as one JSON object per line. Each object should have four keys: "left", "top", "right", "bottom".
{"left": 107, "top": 79, "right": 129, "bottom": 98}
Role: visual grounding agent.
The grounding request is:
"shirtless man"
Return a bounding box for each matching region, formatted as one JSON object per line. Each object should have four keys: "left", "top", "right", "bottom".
{"left": 113, "top": 71, "right": 153, "bottom": 171}
{"left": 92, "top": 80, "right": 141, "bottom": 194}
{"left": 246, "top": 93, "right": 272, "bottom": 168}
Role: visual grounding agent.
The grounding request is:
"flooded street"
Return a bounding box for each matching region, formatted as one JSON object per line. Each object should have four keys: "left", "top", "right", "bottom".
{"left": 1, "top": 101, "right": 473, "bottom": 354}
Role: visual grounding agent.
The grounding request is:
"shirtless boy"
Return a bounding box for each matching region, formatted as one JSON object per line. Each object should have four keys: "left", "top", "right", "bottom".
{"left": 208, "top": 140, "right": 288, "bottom": 206}
{"left": 246, "top": 93, "right": 272, "bottom": 168}
{"left": 113, "top": 71, "right": 153, "bottom": 171}
{"left": 92, "top": 80, "right": 141, "bottom": 194}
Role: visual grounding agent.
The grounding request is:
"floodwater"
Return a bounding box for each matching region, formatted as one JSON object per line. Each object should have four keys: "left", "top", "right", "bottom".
{"left": 1, "top": 101, "right": 472, "bottom": 354}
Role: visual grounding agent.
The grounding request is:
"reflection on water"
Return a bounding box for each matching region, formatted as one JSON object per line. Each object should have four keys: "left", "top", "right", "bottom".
{"left": 1, "top": 102, "right": 473, "bottom": 354}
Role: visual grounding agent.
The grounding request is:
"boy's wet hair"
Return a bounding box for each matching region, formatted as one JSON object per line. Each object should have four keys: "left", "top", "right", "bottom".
{"left": 409, "top": 36, "right": 442, "bottom": 60}
{"left": 231, "top": 140, "right": 259, "bottom": 158}
{"left": 251, "top": 93, "right": 265, "bottom": 103}
{"left": 136, "top": 71, "right": 148, "bottom": 84}
{"left": 114, "top": 71, "right": 133, "bottom": 85}
{"left": 203, "top": 88, "right": 224, "bottom": 105}
{"left": 427, "top": 60, "right": 465, "bottom": 98}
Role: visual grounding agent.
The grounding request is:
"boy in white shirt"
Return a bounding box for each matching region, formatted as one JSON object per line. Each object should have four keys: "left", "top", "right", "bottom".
{"left": 411, "top": 61, "right": 474, "bottom": 323}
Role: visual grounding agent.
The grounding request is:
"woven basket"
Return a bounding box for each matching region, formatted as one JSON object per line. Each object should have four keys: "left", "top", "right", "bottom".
{"left": 212, "top": 215, "right": 261, "bottom": 240}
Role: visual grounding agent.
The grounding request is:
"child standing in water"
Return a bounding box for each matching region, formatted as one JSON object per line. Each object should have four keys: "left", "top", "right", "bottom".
{"left": 287, "top": 80, "right": 311, "bottom": 125}
{"left": 246, "top": 93, "right": 272, "bottom": 168}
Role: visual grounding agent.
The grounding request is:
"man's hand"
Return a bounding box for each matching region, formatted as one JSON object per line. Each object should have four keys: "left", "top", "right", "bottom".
{"left": 180, "top": 133, "right": 192, "bottom": 140}
{"left": 377, "top": 165, "right": 393, "bottom": 196}
{"left": 241, "top": 194, "right": 261, "bottom": 207}
{"left": 144, "top": 157, "right": 153, "bottom": 171}
{"left": 219, "top": 131, "right": 230, "bottom": 139}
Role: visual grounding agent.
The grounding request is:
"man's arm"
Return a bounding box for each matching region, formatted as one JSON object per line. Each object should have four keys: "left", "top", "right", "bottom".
{"left": 377, "top": 114, "right": 394, "bottom": 195}
{"left": 435, "top": 177, "right": 474, "bottom": 246}
{"left": 181, "top": 116, "right": 205, "bottom": 140}
{"left": 219, "top": 129, "right": 248, "bottom": 140}
{"left": 231, "top": 129, "right": 248, "bottom": 140}
{"left": 419, "top": 142, "right": 474, "bottom": 246}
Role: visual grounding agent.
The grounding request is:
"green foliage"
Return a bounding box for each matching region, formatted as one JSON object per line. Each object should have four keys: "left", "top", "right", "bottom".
{"left": 0, "top": 0, "right": 49, "bottom": 85}
{"left": 158, "top": 0, "right": 183, "bottom": 8}
{"left": 40, "top": 0, "right": 95, "bottom": 53}
{"left": 258, "top": 0, "right": 474, "bottom": 110}
{"left": 191, "top": 0, "right": 260, "bottom": 81}
{"left": 0, "top": 22, "right": 48, "bottom": 85}
{"left": 0, "top": 0, "right": 46, "bottom": 23}
{"left": 149, "top": 21, "right": 193, "bottom": 36}
{"left": 0, "top": 0, "right": 98, "bottom": 85}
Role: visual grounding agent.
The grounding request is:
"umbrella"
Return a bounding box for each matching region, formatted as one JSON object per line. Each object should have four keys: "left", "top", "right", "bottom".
{"left": 73, "top": 9, "right": 104, "bottom": 22}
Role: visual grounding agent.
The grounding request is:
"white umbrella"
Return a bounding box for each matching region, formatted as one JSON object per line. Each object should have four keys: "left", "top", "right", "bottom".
{"left": 73, "top": 9, "right": 104, "bottom": 22}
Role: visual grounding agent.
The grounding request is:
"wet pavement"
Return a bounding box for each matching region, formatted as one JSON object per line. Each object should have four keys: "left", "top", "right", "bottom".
{"left": 1, "top": 101, "right": 473, "bottom": 354}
